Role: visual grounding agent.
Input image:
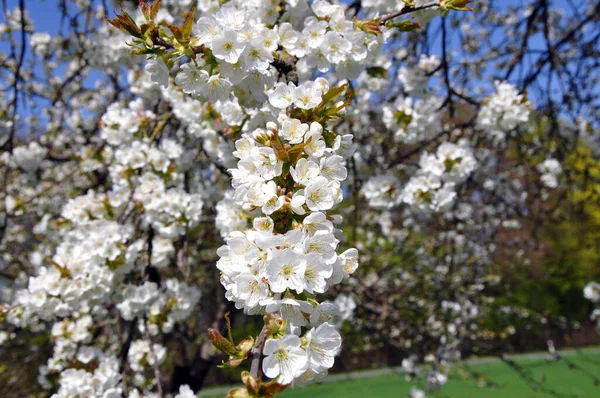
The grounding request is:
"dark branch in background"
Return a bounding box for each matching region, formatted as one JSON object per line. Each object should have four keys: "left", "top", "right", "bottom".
{"left": 171, "top": 301, "right": 237, "bottom": 392}
{"left": 0, "top": 0, "right": 27, "bottom": 152}
{"left": 521, "top": 1, "right": 600, "bottom": 90}
{"left": 440, "top": 17, "right": 454, "bottom": 117}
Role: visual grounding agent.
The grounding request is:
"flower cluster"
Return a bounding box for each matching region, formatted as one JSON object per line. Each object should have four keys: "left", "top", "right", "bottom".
{"left": 5, "top": 91, "right": 205, "bottom": 396}
{"left": 537, "top": 158, "right": 562, "bottom": 189}
{"left": 215, "top": 80, "right": 357, "bottom": 386}
{"left": 11, "top": 141, "right": 48, "bottom": 171}
{"left": 117, "top": 278, "right": 201, "bottom": 335}
{"left": 397, "top": 54, "right": 441, "bottom": 97}
{"left": 361, "top": 174, "right": 403, "bottom": 209}
{"left": 361, "top": 142, "right": 477, "bottom": 214}
{"left": 11, "top": 221, "right": 137, "bottom": 323}
{"left": 477, "top": 81, "right": 530, "bottom": 141}
{"left": 402, "top": 142, "right": 476, "bottom": 213}
{"left": 128, "top": 339, "right": 167, "bottom": 387}
{"left": 382, "top": 96, "right": 443, "bottom": 144}
{"left": 49, "top": 354, "right": 122, "bottom": 398}
{"left": 5, "top": 0, "right": 566, "bottom": 397}
{"left": 147, "top": 0, "right": 385, "bottom": 107}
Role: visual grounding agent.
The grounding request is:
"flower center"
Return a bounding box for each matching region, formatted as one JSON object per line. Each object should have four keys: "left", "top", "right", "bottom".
{"left": 276, "top": 349, "right": 288, "bottom": 360}
{"left": 282, "top": 265, "right": 293, "bottom": 276}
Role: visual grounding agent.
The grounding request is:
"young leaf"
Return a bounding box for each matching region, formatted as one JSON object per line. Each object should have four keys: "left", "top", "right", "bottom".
{"left": 150, "top": 0, "right": 162, "bottom": 20}
{"left": 182, "top": 8, "right": 196, "bottom": 40}
{"left": 139, "top": 0, "right": 151, "bottom": 21}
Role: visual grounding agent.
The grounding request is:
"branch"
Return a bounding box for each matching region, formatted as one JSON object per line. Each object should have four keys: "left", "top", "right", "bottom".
{"left": 250, "top": 325, "right": 268, "bottom": 379}
{"left": 379, "top": 1, "right": 440, "bottom": 24}
{"left": 1, "top": 0, "right": 27, "bottom": 152}
{"left": 521, "top": 1, "right": 600, "bottom": 89}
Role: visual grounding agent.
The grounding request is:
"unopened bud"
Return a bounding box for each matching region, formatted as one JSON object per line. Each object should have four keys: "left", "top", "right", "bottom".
{"left": 264, "top": 313, "right": 287, "bottom": 339}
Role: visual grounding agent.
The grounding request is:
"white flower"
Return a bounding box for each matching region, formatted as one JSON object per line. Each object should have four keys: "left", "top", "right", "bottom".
{"left": 537, "top": 158, "right": 562, "bottom": 189}
{"left": 321, "top": 31, "right": 351, "bottom": 64}
{"left": 281, "top": 118, "right": 309, "bottom": 144}
{"left": 244, "top": 40, "right": 273, "bottom": 70}
{"left": 419, "top": 142, "right": 477, "bottom": 184}
{"left": 584, "top": 282, "right": 600, "bottom": 303}
{"left": 291, "top": 189, "right": 308, "bottom": 215}
{"left": 304, "top": 230, "right": 338, "bottom": 264}
{"left": 262, "top": 334, "right": 309, "bottom": 385}
{"left": 477, "top": 81, "right": 530, "bottom": 139}
{"left": 541, "top": 173, "right": 559, "bottom": 189}
{"left": 252, "top": 147, "right": 283, "bottom": 180}
{"left": 174, "top": 385, "right": 195, "bottom": 398}
{"left": 234, "top": 274, "right": 269, "bottom": 308}
{"left": 383, "top": 96, "right": 442, "bottom": 144}
{"left": 303, "top": 254, "right": 333, "bottom": 294}
{"left": 304, "top": 124, "right": 326, "bottom": 157}
{"left": 212, "top": 29, "right": 246, "bottom": 64}
{"left": 266, "top": 249, "right": 306, "bottom": 293}
{"left": 319, "top": 155, "right": 347, "bottom": 182}
{"left": 303, "top": 212, "right": 334, "bottom": 236}
{"left": 330, "top": 248, "right": 359, "bottom": 284}
{"left": 215, "top": 3, "right": 245, "bottom": 30}
{"left": 128, "top": 339, "right": 166, "bottom": 373}
{"left": 12, "top": 141, "right": 48, "bottom": 170}
{"left": 204, "top": 74, "right": 232, "bottom": 103}
{"left": 145, "top": 58, "right": 169, "bottom": 88}
{"left": 261, "top": 181, "right": 285, "bottom": 215}
{"left": 402, "top": 174, "right": 457, "bottom": 213}
{"left": 361, "top": 174, "right": 402, "bottom": 209}
{"left": 264, "top": 298, "right": 313, "bottom": 327}
{"left": 312, "top": 0, "right": 337, "bottom": 18}
{"left": 310, "top": 302, "right": 341, "bottom": 327}
{"left": 278, "top": 22, "right": 298, "bottom": 48}
{"left": 290, "top": 158, "right": 320, "bottom": 186}
{"left": 305, "top": 177, "right": 336, "bottom": 211}
{"left": 268, "top": 82, "right": 297, "bottom": 109}
{"left": 294, "top": 81, "right": 323, "bottom": 109}
{"left": 175, "top": 63, "right": 207, "bottom": 95}
{"left": 305, "top": 323, "right": 342, "bottom": 372}
{"left": 196, "top": 16, "right": 221, "bottom": 45}
{"left": 303, "top": 17, "right": 328, "bottom": 48}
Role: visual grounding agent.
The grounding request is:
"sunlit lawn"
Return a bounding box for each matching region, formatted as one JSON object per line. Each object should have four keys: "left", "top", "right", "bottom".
{"left": 201, "top": 348, "right": 600, "bottom": 398}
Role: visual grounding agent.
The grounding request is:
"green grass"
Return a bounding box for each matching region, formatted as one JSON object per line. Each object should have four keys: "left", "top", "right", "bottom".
{"left": 201, "top": 348, "right": 600, "bottom": 398}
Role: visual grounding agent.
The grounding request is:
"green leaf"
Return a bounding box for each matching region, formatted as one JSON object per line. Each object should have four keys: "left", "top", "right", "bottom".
{"left": 270, "top": 133, "right": 290, "bottom": 162}
{"left": 321, "top": 82, "right": 348, "bottom": 105}
{"left": 385, "top": 18, "right": 422, "bottom": 32}
{"left": 182, "top": 8, "right": 195, "bottom": 40}
{"left": 104, "top": 12, "right": 142, "bottom": 38}
{"left": 167, "top": 24, "right": 185, "bottom": 44}
{"left": 366, "top": 66, "right": 387, "bottom": 79}
{"left": 208, "top": 328, "right": 238, "bottom": 357}
{"left": 287, "top": 137, "right": 312, "bottom": 164}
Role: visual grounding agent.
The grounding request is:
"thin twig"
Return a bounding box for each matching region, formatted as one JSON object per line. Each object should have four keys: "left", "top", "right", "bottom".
{"left": 250, "top": 325, "right": 268, "bottom": 379}
{"left": 379, "top": 1, "right": 440, "bottom": 24}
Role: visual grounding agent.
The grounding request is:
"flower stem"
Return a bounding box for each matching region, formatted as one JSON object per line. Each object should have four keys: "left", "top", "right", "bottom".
{"left": 250, "top": 325, "right": 268, "bottom": 379}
